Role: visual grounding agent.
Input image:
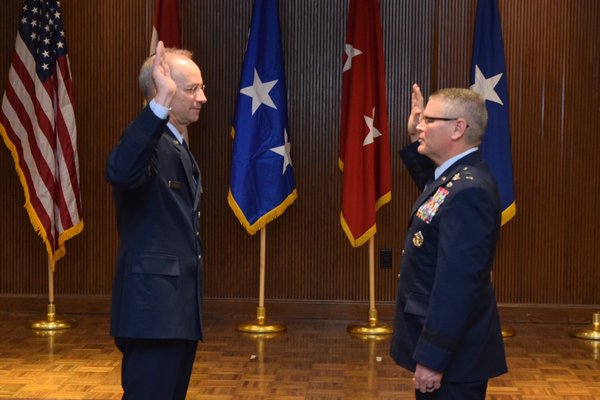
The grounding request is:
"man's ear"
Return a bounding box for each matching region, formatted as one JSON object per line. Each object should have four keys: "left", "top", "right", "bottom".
{"left": 450, "top": 119, "right": 468, "bottom": 141}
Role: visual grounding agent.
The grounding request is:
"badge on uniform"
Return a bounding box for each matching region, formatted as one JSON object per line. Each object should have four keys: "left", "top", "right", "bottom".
{"left": 412, "top": 231, "right": 424, "bottom": 247}
{"left": 415, "top": 187, "right": 449, "bottom": 224}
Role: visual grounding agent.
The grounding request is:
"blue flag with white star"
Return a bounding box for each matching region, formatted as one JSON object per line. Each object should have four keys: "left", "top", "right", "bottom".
{"left": 470, "top": 0, "right": 516, "bottom": 225}
{"left": 228, "top": 0, "right": 297, "bottom": 235}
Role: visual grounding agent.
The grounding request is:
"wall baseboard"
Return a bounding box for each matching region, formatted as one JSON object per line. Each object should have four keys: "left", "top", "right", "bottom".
{"left": 0, "top": 295, "right": 597, "bottom": 325}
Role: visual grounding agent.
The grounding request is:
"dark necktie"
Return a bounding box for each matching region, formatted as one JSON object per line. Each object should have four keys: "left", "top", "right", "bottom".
{"left": 182, "top": 140, "right": 200, "bottom": 185}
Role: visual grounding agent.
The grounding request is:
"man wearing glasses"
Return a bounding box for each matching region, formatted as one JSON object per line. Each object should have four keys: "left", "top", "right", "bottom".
{"left": 390, "top": 84, "right": 507, "bottom": 399}
{"left": 106, "top": 41, "right": 207, "bottom": 399}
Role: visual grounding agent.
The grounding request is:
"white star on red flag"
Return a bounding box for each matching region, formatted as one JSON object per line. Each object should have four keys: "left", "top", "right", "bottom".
{"left": 343, "top": 43, "right": 362, "bottom": 72}
{"left": 363, "top": 107, "right": 382, "bottom": 146}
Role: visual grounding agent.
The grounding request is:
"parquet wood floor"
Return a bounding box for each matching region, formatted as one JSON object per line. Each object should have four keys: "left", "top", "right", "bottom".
{"left": 0, "top": 311, "right": 599, "bottom": 399}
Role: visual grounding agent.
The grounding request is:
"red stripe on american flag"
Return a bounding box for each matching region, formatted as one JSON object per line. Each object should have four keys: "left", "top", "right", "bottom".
{"left": 11, "top": 48, "right": 57, "bottom": 149}
{"left": 4, "top": 76, "right": 58, "bottom": 227}
{"left": 56, "top": 55, "right": 82, "bottom": 217}
{"left": 0, "top": 103, "right": 54, "bottom": 245}
{"left": 10, "top": 49, "right": 57, "bottom": 168}
{"left": 3, "top": 84, "right": 55, "bottom": 205}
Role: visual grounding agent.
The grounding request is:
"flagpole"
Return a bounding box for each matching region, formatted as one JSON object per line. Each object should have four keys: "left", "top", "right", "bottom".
{"left": 236, "top": 226, "right": 286, "bottom": 334}
{"left": 347, "top": 236, "right": 392, "bottom": 336}
{"left": 29, "top": 257, "right": 75, "bottom": 331}
{"left": 258, "top": 225, "right": 266, "bottom": 317}
{"left": 368, "top": 236, "right": 375, "bottom": 312}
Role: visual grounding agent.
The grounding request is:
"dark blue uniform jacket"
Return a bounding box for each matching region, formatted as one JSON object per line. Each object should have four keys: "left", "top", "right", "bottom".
{"left": 390, "top": 142, "right": 507, "bottom": 382}
{"left": 106, "top": 106, "right": 203, "bottom": 341}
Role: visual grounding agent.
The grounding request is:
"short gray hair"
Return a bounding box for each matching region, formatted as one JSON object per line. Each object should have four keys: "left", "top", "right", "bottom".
{"left": 138, "top": 48, "right": 194, "bottom": 101}
{"left": 430, "top": 88, "right": 488, "bottom": 144}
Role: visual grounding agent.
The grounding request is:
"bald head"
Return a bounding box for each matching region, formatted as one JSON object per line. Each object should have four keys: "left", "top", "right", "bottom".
{"left": 138, "top": 48, "right": 194, "bottom": 101}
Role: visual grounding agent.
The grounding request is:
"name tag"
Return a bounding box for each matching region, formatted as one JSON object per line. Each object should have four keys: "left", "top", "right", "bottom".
{"left": 168, "top": 180, "right": 182, "bottom": 189}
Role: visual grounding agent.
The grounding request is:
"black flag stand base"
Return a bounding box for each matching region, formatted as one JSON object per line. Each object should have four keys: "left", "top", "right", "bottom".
{"left": 347, "top": 308, "right": 392, "bottom": 336}
{"left": 570, "top": 312, "right": 600, "bottom": 341}
{"left": 236, "top": 306, "right": 286, "bottom": 334}
{"left": 29, "top": 302, "right": 75, "bottom": 331}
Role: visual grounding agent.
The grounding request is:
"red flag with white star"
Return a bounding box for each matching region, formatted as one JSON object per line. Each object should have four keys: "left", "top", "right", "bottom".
{"left": 339, "top": 0, "right": 391, "bottom": 247}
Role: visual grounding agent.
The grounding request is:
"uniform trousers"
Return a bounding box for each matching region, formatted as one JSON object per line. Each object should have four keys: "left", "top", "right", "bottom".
{"left": 115, "top": 337, "right": 198, "bottom": 400}
{"left": 415, "top": 380, "right": 488, "bottom": 400}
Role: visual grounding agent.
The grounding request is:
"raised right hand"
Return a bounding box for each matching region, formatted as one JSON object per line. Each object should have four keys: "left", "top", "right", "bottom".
{"left": 152, "top": 41, "right": 177, "bottom": 108}
{"left": 407, "top": 83, "right": 424, "bottom": 143}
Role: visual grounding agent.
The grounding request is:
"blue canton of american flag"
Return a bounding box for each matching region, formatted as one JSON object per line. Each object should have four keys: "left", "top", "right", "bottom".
{"left": 20, "top": 0, "right": 68, "bottom": 80}
{"left": 227, "top": 0, "right": 297, "bottom": 235}
{"left": 0, "top": 0, "right": 83, "bottom": 269}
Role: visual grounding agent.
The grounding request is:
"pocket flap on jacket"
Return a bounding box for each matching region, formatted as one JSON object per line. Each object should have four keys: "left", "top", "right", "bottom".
{"left": 132, "top": 253, "right": 180, "bottom": 276}
{"left": 404, "top": 292, "right": 429, "bottom": 317}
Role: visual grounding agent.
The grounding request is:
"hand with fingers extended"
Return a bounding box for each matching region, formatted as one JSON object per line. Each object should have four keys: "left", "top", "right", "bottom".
{"left": 407, "top": 83, "right": 424, "bottom": 143}
{"left": 152, "top": 41, "right": 177, "bottom": 109}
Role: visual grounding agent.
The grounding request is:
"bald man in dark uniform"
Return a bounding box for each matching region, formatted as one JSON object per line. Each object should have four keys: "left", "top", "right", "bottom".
{"left": 106, "top": 41, "right": 207, "bottom": 400}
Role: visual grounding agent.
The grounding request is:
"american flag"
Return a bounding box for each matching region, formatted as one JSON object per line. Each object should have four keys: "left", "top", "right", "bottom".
{"left": 0, "top": 0, "right": 83, "bottom": 269}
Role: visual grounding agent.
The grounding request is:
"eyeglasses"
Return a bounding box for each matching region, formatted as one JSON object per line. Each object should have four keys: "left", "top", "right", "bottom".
{"left": 423, "top": 116, "right": 459, "bottom": 123}
{"left": 183, "top": 84, "right": 206, "bottom": 97}
{"left": 422, "top": 116, "right": 469, "bottom": 128}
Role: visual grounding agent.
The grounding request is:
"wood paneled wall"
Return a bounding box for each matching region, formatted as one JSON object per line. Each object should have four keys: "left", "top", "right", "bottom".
{"left": 0, "top": 0, "right": 599, "bottom": 306}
